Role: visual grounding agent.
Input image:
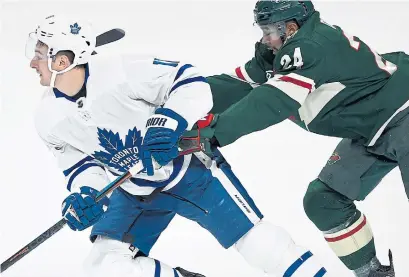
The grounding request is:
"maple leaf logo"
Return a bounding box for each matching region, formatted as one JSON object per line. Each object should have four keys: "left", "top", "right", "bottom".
{"left": 70, "top": 23, "right": 81, "bottom": 35}
{"left": 93, "top": 127, "right": 143, "bottom": 172}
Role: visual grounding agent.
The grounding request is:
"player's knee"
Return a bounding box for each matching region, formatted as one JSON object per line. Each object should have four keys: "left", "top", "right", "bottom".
{"left": 235, "top": 221, "right": 325, "bottom": 275}
{"left": 303, "top": 178, "right": 356, "bottom": 231}
{"left": 83, "top": 236, "right": 178, "bottom": 277}
{"left": 83, "top": 236, "right": 143, "bottom": 277}
{"left": 303, "top": 178, "right": 330, "bottom": 223}
{"left": 235, "top": 221, "right": 294, "bottom": 272}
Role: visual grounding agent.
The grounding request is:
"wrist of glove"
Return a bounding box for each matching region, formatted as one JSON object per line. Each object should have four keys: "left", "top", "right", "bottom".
{"left": 141, "top": 108, "right": 188, "bottom": 176}
{"left": 61, "top": 186, "right": 109, "bottom": 231}
{"left": 179, "top": 113, "right": 220, "bottom": 157}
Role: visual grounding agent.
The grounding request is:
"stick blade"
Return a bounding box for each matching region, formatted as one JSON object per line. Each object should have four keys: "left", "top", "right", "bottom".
{"left": 92, "top": 28, "right": 125, "bottom": 55}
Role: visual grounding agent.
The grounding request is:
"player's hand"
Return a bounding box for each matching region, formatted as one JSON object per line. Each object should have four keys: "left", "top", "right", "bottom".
{"left": 180, "top": 114, "right": 220, "bottom": 157}
{"left": 141, "top": 108, "right": 188, "bottom": 176}
{"left": 61, "top": 186, "right": 109, "bottom": 231}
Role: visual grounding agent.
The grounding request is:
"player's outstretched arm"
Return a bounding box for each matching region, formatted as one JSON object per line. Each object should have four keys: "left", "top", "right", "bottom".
{"left": 186, "top": 41, "right": 327, "bottom": 149}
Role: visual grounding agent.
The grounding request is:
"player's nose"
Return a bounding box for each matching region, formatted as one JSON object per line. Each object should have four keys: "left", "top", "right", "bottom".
{"left": 261, "top": 35, "right": 274, "bottom": 46}
{"left": 30, "top": 59, "right": 38, "bottom": 69}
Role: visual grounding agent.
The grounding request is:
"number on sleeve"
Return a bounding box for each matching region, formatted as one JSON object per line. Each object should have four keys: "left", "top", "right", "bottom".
{"left": 153, "top": 58, "right": 179, "bottom": 67}
{"left": 343, "top": 32, "right": 360, "bottom": 51}
{"left": 343, "top": 32, "right": 397, "bottom": 75}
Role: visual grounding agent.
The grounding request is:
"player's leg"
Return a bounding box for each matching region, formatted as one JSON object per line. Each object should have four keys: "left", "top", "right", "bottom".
{"left": 398, "top": 154, "right": 409, "bottom": 197}
{"left": 84, "top": 236, "right": 203, "bottom": 277}
{"left": 303, "top": 138, "right": 397, "bottom": 277}
{"left": 85, "top": 188, "right": 204, "bottom": 277}
{"left": 170, "top": 153, "right": 327, "bottom": 276}
{"left": 376, "top": 111, "right": 409, "bottom": 198}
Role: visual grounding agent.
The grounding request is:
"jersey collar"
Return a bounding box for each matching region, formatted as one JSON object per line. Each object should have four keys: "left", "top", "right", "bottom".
{"left": 53, "top": 63, "right": 90, "bottom": 102}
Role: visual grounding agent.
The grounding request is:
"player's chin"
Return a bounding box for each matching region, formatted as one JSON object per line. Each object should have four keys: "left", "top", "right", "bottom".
{"left": 272, "top": 46, "right": 280, "bottom": 54}
{"left": 39, "top": 77, "right": 50, "bottom": 86}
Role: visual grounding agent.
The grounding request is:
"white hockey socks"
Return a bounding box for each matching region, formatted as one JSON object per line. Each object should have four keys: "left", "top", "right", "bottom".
{"left": 235, "top": 221, "right": 327, "bottom": 276}
{"left": 83, "top": 236, "right": 183, "bottom": 277}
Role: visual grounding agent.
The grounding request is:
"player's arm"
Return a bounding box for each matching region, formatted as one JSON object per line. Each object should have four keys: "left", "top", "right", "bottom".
{"left": 121, "top": 56, "right": 213, "bottom": 175}
{"left": 47, "top": 140, "right": 109, "bottom": 193}
{"left": 208, "top": 41, "right": 276, "bottom": 113}
{"left": 122, "top": 55, "right": 212, "bottom": 128}
{"left": 38, "top": 133, "right": 110, "bottom": 231}
{"left": 34, "top": 98, "right": 110, "bottom": 193}
{"left": 142, "top": 58, "right": 213, "bottom": 174}
{"left": 213, "top": 41, "right": 326, "bottom": 146}
{"left": 35, "top": 103, "right": 110, "bottom": 231}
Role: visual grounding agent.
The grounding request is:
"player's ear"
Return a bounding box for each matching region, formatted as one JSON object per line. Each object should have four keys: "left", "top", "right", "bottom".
{"left": 52, "top": 54, "right": 70, "bottom": 70}
{"left": 286, "top": 21, "right": 299, "bottom": 37}
{"left": 59, "top": 54, "right": 71, "bottom": 69}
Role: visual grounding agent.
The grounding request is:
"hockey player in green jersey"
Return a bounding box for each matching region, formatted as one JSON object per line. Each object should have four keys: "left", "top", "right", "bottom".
{"left": 184, "top": 1, "right": 409, "bottom": 276}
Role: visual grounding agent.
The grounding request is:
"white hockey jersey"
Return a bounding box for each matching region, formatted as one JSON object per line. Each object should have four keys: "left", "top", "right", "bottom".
{"left": 34, "top": 54, "right": 213, "bottom": 196}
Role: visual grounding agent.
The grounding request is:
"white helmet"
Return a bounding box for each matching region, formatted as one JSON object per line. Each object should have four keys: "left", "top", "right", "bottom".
{"left": 27, "top": 14, "right": 96, "bottom": 87}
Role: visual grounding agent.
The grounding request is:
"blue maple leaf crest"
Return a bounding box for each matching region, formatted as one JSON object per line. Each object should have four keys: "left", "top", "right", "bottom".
{"left": 93, "top": 127, "right": 143, "bottom": 173}
{"left": 70, "top": 23, "right": 81, "bottom": 34}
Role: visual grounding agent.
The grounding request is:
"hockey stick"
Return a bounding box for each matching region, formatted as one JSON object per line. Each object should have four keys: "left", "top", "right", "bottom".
{"left": 0, "top": 141, "right": 199, "bottom": 273}
{"left": 92, "top": 28, "right": 125, "bottom": 55}
{"left": 0, "top": 163, "right": 142, "bottom": 273}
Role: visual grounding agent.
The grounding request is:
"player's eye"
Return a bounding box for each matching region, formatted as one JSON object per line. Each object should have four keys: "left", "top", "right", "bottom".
{"left": 261, "top": 28, "right": 271, "bottom": 35}
{"left": 34, "top": 53, "right": 45, "bottom": 60}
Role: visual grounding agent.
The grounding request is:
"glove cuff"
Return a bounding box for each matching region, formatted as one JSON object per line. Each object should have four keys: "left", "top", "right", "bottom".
{"left": 148, "top": 108, "right": 188, "bottom": 133}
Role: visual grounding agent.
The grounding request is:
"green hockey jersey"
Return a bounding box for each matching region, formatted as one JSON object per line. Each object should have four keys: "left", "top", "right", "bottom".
{"left": 208, "top": 11, "right": 409, "bottom": 147}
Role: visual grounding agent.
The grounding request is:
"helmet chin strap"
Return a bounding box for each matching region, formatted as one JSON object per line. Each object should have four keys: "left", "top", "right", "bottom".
{"left": 47, "top": 57, "right": 77, "bottom": 88}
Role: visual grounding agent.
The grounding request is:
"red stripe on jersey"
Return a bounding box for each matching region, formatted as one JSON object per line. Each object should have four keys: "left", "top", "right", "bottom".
{"left": 279, "top": 75, "right": 313, "bottom": 93}
{"left": 325, "top": 216, "right": 367, "bottom": 243}
{"left": 197, "top": 114, "right": 214, "bottom": 129}
{"left": 235, "top": 67, "right": 246, "bottom": 81}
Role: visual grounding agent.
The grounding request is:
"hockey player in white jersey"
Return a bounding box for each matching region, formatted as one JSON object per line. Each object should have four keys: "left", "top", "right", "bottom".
{"left": 27, "top": 14, "right": 328, "bottom": 277}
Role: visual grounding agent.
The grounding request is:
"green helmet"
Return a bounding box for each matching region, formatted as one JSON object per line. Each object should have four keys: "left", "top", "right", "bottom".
{"left": 254, "top": 0, "right": 315, "bottom": 27}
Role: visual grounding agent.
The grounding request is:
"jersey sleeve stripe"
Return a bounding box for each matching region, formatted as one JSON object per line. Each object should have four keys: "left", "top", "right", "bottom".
{"left": 234, "top": 66, "right": 256, "bottom": 84}
{"left": 298, "top": 82, "right": 346, "bottom": 125}
{"left": 239, "top": 65, "right": 256, "bottom": 84}
{"left": 235, "top": 67, "right": 246, "bottom": 81}
{"left": 279, "top": 73, "right": 315, "bottom": 92}
{"left": 66, "top": 163, "right": 105, "bottom": 191}
{"left": 169, "top": 76, "right": 208, "bottom": 94}
{"left": 266, "top": 77, "right": 310, "bottom": 105}
{"left": 63, "top": 156, "right": 94, "bottom": 176}
{"left": 174, "top": 64, "right": 194, "bottom": 82}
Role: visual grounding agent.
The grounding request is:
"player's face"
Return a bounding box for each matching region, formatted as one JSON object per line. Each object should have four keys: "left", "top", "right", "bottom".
{"left": 29, "top": 44, "right": 52, "bottom": 86}
{"left": 261, "top": 33, "right": 283, "bottom": 54}
{"left": 258, "top": 22, "right": 286, "bottom": 53}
